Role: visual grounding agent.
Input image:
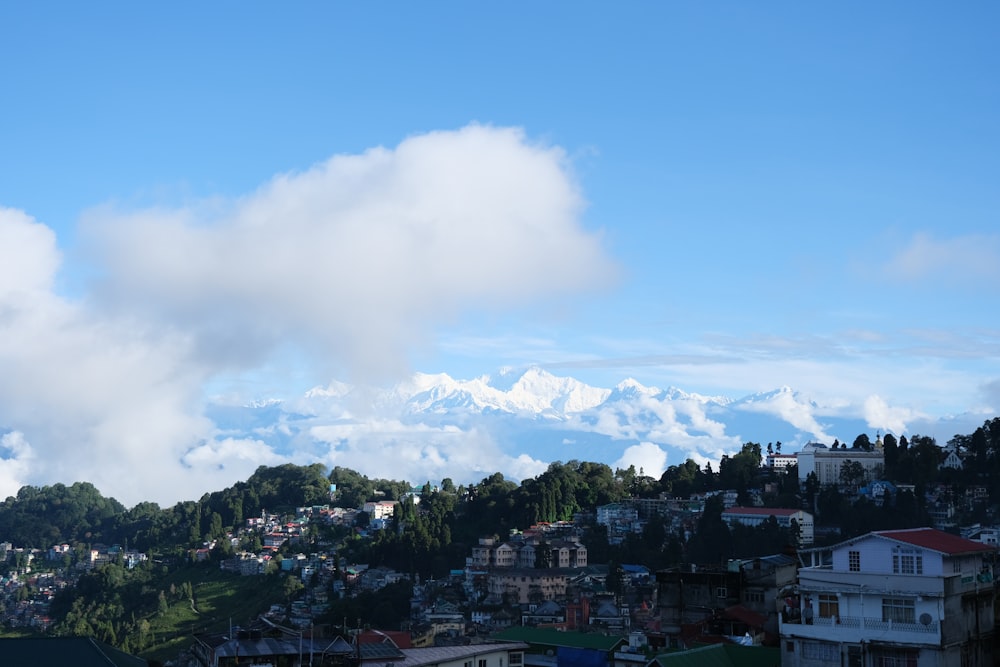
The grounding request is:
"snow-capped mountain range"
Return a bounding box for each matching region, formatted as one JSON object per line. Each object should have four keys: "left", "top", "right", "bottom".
{"left": 205, "top": 366, "right": 985, "bottom": 487}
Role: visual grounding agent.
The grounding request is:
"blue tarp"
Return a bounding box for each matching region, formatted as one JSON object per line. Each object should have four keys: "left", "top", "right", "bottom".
{"left": 558, "top": 646, "right": 608, "bottom": 667}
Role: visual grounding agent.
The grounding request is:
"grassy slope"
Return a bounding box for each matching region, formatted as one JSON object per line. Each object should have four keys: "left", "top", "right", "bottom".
{"left": 141, "top": 567, "right": 286, "bottom": 664}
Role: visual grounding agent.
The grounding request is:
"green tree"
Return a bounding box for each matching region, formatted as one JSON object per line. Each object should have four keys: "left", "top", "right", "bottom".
{"left": 839, "top": 460, "right": 866, "bottom": 488}
{"left": 282, "top": 575, "right": 304, "bottom": 604}
{"left": 686, "top": 494, "right": 732, "bottom": 564}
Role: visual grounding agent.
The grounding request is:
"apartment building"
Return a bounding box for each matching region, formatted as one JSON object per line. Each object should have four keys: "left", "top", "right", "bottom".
{"left": 796, "top": 442, "right": 884, "bottom": 486}
{"left": 722, "top": 506, "right": 815, "bottom": 545}
{"left": 780, "top": 527, "right": 997, "bottom": 667}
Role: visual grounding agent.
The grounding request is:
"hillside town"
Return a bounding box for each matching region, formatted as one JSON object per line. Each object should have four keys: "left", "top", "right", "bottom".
{"left": 2, "top": 431, "right": 1000, "bottom": 666}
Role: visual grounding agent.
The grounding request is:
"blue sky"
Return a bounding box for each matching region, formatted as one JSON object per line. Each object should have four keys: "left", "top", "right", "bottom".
{"left": 1, "top": 3, "right": 998, "bottom": 504}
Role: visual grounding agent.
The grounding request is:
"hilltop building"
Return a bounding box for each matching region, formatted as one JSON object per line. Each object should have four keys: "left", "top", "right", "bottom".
{"left": 766, "top": 453, "right": 798, "bottom": 470}
{"left": 796, "top": 441, "right": 884, "bottom": 486}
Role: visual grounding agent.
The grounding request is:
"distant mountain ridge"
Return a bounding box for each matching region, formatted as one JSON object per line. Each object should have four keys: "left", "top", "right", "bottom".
{"left": 206, "top": 366, "right": 983, "bottom": 487}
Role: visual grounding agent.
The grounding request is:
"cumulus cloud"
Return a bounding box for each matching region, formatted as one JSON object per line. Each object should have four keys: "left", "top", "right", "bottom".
{"left": 85, "top": 124, "right": 615, "bottom": 382}
{"left": 614, "top": 442, "right": 668, "bottom": 478}
{"left": 181, "top": 437, "right": 288, "bottom": 472}
{"left": 0, "top": 126, "right": 611, "bottom": 505}
{"left": 0, "top": 207, "right": 59, "bottom": 299}
{"left": 863, "top": 395, "right": 924, "bottom": 435}
{"left": 572, "top": 391, "right": 740, "bottom": 464}
{"left": 0, "top": 209, "right": 217, "bottom": 504}
{"left": 0, "top": 432, "right": 34, "bottom": 497}
{"left": 310, "top": 418, "right": 547, "bottom": 485}
{"left": 736, "top": 387, "right": 834, "bottom": 442}
{"left": 884, "top": 232, "right": 1000, "bottom": 287}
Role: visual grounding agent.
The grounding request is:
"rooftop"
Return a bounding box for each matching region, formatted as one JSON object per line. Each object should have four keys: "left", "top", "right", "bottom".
{"left": 391, "top": 642, "right": 530, "bottom": 667}
{"left": 874, "top": 527, "right": 998, "bottom": 555}
{"left": 0, "top": 637, "right": 147, "bottom": 667}
{"left": 493, "top": 626, "right": 626, "bottom": 651}
{"left": 723, "top": 507, "right": 803, "bottom": 516}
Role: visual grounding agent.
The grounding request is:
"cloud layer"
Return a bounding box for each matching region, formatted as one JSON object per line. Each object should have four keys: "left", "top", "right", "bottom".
{"left": 0, "top": 126, "right": 614, "bottom": 505}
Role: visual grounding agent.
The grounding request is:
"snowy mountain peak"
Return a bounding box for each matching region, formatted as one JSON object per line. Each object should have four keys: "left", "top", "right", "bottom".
{"left": 199, "top": 366, "right": 967, "bottom": 498}
{"left": 736, "top": 385, "right": 800, "bottom": 404}
{"left": 304, "top": 380, "right": 352, "bottom": 399}
{"left": 609, "top": 378, "right": 660, "bottom": 401}
{"left": 397, "top": 366, "right": 609, "bottom": 417}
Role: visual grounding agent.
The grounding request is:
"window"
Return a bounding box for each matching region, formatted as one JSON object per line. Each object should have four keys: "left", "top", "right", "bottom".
{"left": 953, "top": 559, "right": 963, "bottom": 573}
{"left": 786, "top": 641, "right": 794, "bottom": 653}
{"left": 818, "top": 594, "right": 839, "bottom": 619}
{"left": 509, "top": 653, "right": 523, "bottom": 666}
{"left": 716, "top": 587, "right": 728, "bottom": 598}
{"left": 744, "top": 591, "right": 763, "bottom": 603}
{"left": 882, "top": 598, "right": 915, "bottom": 624}
{"left": 849, "top": 550, "right": 860, "bottom": 572}
{"left": 892, "top": 548, "right": 923, "bottom": 575}
{"left": 478, "top": 660, "right": 487, "bottom": 667}
{"left": 802, "top": 641, "right": 839, "bottom": 661}
{"left": 874, "top": 648, "right": 918, "bottom": 667}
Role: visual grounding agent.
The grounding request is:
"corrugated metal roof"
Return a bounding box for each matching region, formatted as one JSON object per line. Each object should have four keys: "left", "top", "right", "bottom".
{"left": 214, "top": 637, "right": 335, "bottom": 658}
{"left": 875, "top": 527, "right": 997, "bottom": 555}
{"left": 723, "top": 507, "right": 801, "bottom": 516}
{"left": 359, "top": 641, "right": 406, "bottom": 660}
{"left": 390, "top": 643, "right": 530, "bottom": 667}
{"left": 0, "top": 637, "right": 148, "bottom": 667}
{"left": 654, "top": 643, "right": 781, "bottom": 667}
{"left": 494, "top": 626, "right": 626, "bottom": 651}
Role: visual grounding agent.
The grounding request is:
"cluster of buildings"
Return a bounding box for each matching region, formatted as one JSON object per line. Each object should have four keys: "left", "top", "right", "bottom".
{"left": 197, "top": 436, "right": 1000, "bottom": 666}
{"left": 593, "top": 437, "right": 993, "bottom": 553}
{"left": 597, "top": 495, "right": 816, "bottom": 547}
{"left": 0, "top": 541, "right": 147, "bottom": 631}
{"left": 182, "top": 520, "right": 1000, "bottom": 667}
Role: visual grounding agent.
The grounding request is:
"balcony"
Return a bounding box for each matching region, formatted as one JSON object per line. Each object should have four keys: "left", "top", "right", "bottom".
{"left": 797, "top": 568, "right": 946, "bottom": 596}
{"left": 781, "top": 614, "right": 941, "bottom": 646}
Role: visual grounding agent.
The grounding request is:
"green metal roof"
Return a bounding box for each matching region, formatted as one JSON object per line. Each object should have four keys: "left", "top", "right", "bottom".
{"left": 652, "top": 644, "right": 780, "bottom": 667}
{"left": 0, "top": 637, "right": 148, "bottom": 667}
{"left": 493, "top": 627, "right": 626, "bottom": 651}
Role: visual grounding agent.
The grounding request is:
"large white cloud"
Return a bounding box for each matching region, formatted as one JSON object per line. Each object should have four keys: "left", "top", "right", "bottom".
{"left": 0, "top": 209, "right": 218, "bottom": 505}
{"left": 85, "top": 124, "right": 615, "bottom": 382}
{"left": 0, "top": 126, "right": 613, "bottom": 505}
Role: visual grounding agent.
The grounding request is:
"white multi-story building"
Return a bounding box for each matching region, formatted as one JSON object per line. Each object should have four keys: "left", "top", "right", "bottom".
{"left": 361, "top": 500, "right": 398, "bottom": 521}
{"left": 469, "top": 536, "right": 587, "bottom": 570}
{"left": 722, "top": 506, "right": 814, "bottom": 545}
{"left": 796, "top": 442, "right": 884, "bottom": 486}
{"left": 767, "top": 453, "right": 798, "bottom": 470}
{"left": 781, "top": 527, "right": 997, "bottom": 667}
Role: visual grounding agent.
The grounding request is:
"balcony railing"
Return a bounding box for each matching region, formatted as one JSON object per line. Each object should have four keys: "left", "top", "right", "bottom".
{"left": 786, "top": 614, "right": 939, "bottom": 634}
